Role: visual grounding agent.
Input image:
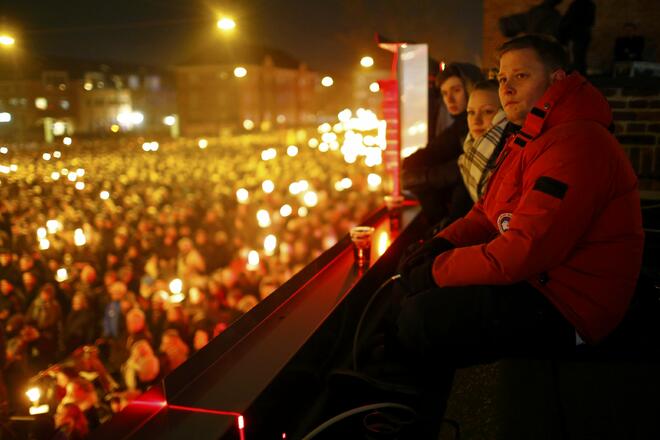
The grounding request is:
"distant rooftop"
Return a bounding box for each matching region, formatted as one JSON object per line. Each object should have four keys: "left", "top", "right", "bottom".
{"left": 176, "top": 42, "right": 303, "bottom": 70}
{"left": 0, "top": 54, "right": 167, "bottom": 81}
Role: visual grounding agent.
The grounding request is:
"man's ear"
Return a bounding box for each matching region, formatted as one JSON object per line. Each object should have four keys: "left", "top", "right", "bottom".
{"left": 550, "top": 69, "right": 567, "bottom": 84}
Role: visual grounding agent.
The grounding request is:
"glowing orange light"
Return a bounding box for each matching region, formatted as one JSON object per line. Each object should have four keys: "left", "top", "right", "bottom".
{"left": 377, "top": 230, "right": 390, "bottom": 256}
{"left": 217, "top": 17, "right": 236, "bottom": 31}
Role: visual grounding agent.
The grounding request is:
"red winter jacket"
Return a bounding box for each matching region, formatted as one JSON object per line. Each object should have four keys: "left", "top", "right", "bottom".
{"left": 433, "top": 73, "right": 644, "bottom": 344}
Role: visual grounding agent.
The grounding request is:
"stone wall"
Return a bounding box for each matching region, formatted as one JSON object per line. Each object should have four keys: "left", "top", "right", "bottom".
{"left": 595, "top": 77, "right": 660, "bottom": 178}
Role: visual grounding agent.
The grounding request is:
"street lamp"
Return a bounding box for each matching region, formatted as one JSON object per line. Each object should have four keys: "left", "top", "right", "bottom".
{"left": 360, "top": 56, "right": 374, "bottom": 68}
{"left": 321, "top": 76, "right": 334, "bottom": 87}
{"left": 0, "top": 35, "right": 15, "bottom": 47}
{"left": 234, "top": 66, "right": 247, "bottom": 78}
{"left": 217, "top": 17, "right": 236, "bottom": 31}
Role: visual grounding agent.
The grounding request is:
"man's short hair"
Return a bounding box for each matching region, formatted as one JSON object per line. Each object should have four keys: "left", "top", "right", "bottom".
{"left": 498, "top": 34, "right": 569, "bottom": 72}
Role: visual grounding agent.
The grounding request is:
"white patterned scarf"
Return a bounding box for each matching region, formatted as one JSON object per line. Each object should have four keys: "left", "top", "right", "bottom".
{"left": 458, "top": 110, "right": 508, "bottom": 202}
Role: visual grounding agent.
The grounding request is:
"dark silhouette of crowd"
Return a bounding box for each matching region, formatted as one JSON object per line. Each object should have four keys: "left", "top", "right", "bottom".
{"left": 0, "top": 134, "right": 383, "bottom": 437}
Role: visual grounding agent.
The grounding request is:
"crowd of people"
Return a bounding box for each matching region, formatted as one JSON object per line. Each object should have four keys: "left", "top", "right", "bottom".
{"left": 0, "top": 132, "right": 383, "bottom": 437}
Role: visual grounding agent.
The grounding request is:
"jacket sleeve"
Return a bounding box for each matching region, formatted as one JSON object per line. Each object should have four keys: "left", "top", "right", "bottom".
{"left": 437, "top": 199, "right": 498, "bottom": 247}
{"left": 432, "top": 135, "right": 607, "bottom": 286}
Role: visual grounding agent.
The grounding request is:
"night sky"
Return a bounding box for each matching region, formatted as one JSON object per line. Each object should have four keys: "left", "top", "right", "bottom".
{"left": 3, "top": 0, "right": 483, "bottom": 74}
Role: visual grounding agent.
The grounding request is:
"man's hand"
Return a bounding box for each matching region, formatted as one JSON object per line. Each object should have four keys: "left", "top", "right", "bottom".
{"left": 399, "top": 257, "right": 436, "bottom": 295}
{"left": 397, "top": 237, "right": 454, "bottom": 277}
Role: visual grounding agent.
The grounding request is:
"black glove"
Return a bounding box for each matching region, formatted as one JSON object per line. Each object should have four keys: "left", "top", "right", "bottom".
{"left": 397, "top": 237, "right": 454, "bottom": 277}
{"left": 399, "top": 257, "right": 436, "bottom": 295}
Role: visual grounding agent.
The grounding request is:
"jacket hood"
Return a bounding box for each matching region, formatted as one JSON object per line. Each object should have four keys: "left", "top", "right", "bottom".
{"left": 519, "top": 73, "right": 613, "bottom": 140}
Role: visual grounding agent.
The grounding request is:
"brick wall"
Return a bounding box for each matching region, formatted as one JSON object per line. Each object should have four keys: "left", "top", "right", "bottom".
{"left": 483, "top": 0, "right": 660, "bottom": 72}
{"left": 595, "top": 78, "right": 660, "bottom": 178}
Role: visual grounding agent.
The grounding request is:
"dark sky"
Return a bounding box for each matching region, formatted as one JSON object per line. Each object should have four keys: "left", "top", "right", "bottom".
{"left": 3, "top": 0, "right": 483, "bottom": 73}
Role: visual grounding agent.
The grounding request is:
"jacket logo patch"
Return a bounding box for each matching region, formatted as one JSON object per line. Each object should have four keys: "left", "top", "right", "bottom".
{"left": 497, "top": 212, "right": 512, "bottom": 233}
{"left": 533, "top": 176, "right": 568, "bottom": 199}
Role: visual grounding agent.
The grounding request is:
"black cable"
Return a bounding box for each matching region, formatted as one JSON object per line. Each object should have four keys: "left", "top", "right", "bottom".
{"left": 300, "top": 402, "right": 416, "bottom": 440}
{"left": 352, "top": 275, "right": 400, "bottom": 371}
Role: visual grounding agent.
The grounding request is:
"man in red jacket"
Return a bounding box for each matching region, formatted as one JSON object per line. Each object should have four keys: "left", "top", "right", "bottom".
{"left": 397, "top": 34, "right": 643, "bottom": 366}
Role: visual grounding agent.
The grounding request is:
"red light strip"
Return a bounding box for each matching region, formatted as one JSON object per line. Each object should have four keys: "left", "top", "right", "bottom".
{"left": 168, "top": 404, "right": 245, "bottom": 440}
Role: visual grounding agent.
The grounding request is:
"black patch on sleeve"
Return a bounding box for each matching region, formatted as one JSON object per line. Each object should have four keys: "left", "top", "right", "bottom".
{"left": 530, "top": 107, "right": 547, "bottom": 118}
{"left": 514, "top": 137, "right": 527, "bottom": 147}
{"left": 533, "top": 176, "right": 568, "bottom": 199}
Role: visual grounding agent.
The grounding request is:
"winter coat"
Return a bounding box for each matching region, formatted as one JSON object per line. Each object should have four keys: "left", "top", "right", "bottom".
{"left": 434, "top": 73, "right": 644, "bottom": 344}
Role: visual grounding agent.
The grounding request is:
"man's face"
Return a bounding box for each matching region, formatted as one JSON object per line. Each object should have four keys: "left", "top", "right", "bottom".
{"left": 440, "top": 76, "right": 467, "bottom": 116}
{"left": 498, "top": 48, "right": 559, "bottom": 126}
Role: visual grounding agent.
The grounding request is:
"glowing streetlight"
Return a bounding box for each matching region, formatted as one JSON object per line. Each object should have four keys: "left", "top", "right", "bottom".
{"left": 198, "top": 139, "right": 208, "bottom": 149}
{"left": 0, "top": 113, "right": 10, "bottom": 123}
{"left": 63, "top": 136, "right": 72, "bottom": 145}
{"left": 360, "top": 56, "right": 374, "bottom": 68}
{"left": 100, "top": 190, "right": 110, "bottom": 200}
{"left": 321, "top": 76, "right": 334, "bottom": 87}
{"left": 234, "top": 66, "right": 247, "bottom": 78}
{"left": 217, "top": 17, "right": 236, "bottom": 31}
{"left": 369, "top": 82, "right": 380, "bottom": 93}
{"left": 286, "top": 145, "right": 299, "bottom": 157}
{"left": 0, "top": 35, "right": 15, "bottom": 46}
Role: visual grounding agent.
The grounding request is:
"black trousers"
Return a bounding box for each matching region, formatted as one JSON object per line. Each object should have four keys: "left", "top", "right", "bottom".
{"left": 388, "top": 282, "right": 576, "bottom": 437}
{"left": 395, "top": 282, "right": 576, "bottom": 367}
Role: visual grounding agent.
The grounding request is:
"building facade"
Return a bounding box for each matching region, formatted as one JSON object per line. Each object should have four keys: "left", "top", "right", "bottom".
{"left": 174, "top": 52, "right": 318, "bottom": 137}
